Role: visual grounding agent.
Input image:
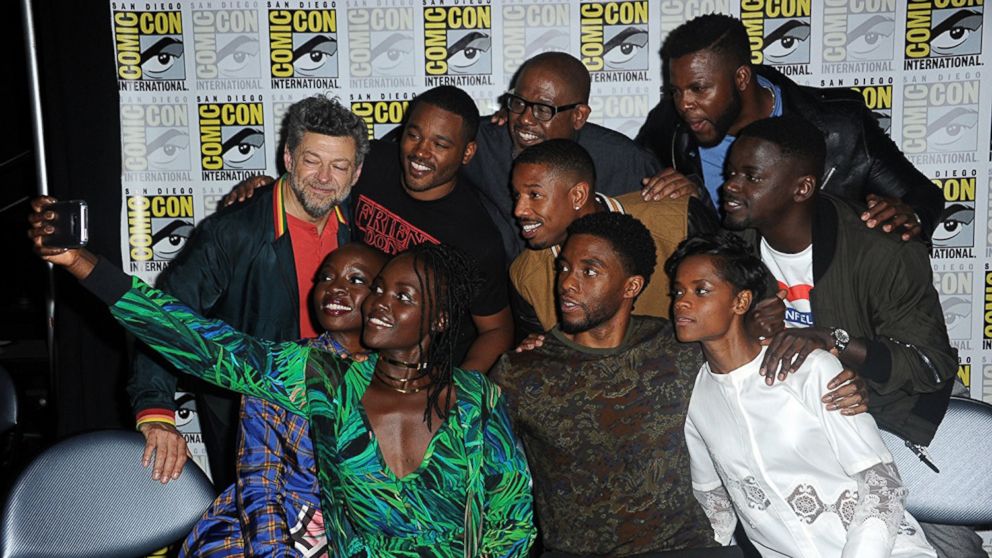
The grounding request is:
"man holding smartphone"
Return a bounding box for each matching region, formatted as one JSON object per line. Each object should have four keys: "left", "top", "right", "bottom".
{"left": 126, "top": 97, "right": 365, "bottom": 500}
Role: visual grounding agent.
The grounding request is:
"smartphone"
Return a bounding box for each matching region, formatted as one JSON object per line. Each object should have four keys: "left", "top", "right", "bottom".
{"left": 43, "top": 200, "right": 89, "bottom": 248}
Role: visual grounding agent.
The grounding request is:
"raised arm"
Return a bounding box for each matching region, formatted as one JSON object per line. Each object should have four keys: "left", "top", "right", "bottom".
{"left": 29, "top": 215, "right": 313, "bottom": 414}
{"left": 93, "top": 259, "right": 311, "bottom": 412}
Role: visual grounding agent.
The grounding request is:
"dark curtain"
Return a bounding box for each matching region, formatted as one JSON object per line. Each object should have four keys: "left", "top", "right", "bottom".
{"left": 31, "top": 0, "right": 130, "bottom": 435}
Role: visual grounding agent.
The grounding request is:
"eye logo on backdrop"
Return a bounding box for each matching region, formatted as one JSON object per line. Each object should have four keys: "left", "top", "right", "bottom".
{"left": 740, "top": 0, "right": 812, "bottom": 76}
{"left": 348, "top": 5, "right": 417, "bottom": 88}
{"left": 901, "top": 74, "right": 981, "bottom": 166}
{"left": 905, "top": 0, "right": 983, "bottom": 70}
{"left": 112, "top": 7, "right": 187, "bottom": 91}
{"left": 198, "top": 98, "right": 266, "bottom": 182}
{"left": 822, "top": 0, "right": 897, "bottom": 74}
{"left": 423, "top": 5, "right": 495, "bottom": 86}
{"left": 503, "top": 3, "right": 571, "bottom": 76}
{"left": 351, "top": 97, "right": 411, "bottom": 139}
{"left": 853, "top": 84, "right": 893, "bottom": 136}
{"left": 931, "top": 173, "right": 977, "bottom": 257}
{"left": 269, "top": 8, "right": 340, "bottom": 89}
{"left": 120, "top": 98, "right": 193, "bottom": 183}
{"left": 579, "top": 1, "right": 650, "bottom": 82}
{"left": 172, "top": 391, "right": 212, "bottom": 477}
{"left": 934, "top": 268, "right": 975, "bottom": 348}
{"left": 191, "top": 8, "right": 263, "bottom": 89}
{"left": 125, "top": 190, "right": 196, "bottom": 273}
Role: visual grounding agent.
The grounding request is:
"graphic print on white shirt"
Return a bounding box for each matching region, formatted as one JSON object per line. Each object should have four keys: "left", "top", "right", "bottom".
{"left": 760, "top": 238, "right": 814, "bottom": 328}
{"left": 684, "top": 348, "right": 936, "bottom": 558}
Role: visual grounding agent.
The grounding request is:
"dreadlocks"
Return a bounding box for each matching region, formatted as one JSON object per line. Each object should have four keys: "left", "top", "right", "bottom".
{"left": 405, "top": 242, "right": 481, "bottom": 428}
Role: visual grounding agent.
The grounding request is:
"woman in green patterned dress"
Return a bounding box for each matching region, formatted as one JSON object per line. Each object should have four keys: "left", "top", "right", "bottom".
{"left": 30, "top": 198, "right": 536, "bottom": 557}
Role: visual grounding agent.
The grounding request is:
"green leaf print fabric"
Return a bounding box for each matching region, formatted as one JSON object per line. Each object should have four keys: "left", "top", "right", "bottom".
{"left": 108, "top": 276, "right": 536, "bottom": 557}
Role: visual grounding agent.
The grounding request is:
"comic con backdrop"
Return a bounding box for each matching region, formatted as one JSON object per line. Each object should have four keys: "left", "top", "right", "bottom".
{"left": 108, "top": 0, "right": 990, "bottom": 476}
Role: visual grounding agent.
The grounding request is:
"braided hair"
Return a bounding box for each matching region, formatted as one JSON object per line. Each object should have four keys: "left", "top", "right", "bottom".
{"left": 404, "top": 242, "right": 480, "bottom": 428}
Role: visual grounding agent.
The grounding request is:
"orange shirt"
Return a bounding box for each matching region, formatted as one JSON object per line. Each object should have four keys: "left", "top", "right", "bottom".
{"left": 285, "top": 213, "right": 339, "bottom": 339}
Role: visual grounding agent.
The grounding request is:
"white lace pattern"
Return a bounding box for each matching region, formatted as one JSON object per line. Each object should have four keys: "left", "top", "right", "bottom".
{"left": 850, "top": 461, "right": 908, "bottom": 539}
{"left": 693, "top": 485, "right": 737, "bottom": 544}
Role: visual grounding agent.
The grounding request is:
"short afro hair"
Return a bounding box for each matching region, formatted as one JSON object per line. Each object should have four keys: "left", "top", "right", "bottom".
{"left": 513, "top": 139, "right": 597, "bottom": 190}
{"left": 664, "top": 233, "right": 772, "bottom": 311}
{"left": 661, "top": 14, "right": 751, "bottom": 69}
{"left": 566, "top": 212, "right": 656, "bottom": 289}
{"left": 282, "top": 95, "right": 370, "bottom": 166}
{"left": 735, "top": 115, "right": 826, "bottom": 180}
{"left": 407, "top": 85, "right": 480, "bottom": 142}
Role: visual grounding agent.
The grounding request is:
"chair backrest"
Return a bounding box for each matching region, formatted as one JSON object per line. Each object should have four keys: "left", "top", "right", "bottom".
{"left": 880, "top": 396, "right": 992, "bottom": 525}
{"left": 0, "top": 365, "right": 16, "bottom": 434}
{"left": 0, "top": 430, "right": 215, "bottom": 558}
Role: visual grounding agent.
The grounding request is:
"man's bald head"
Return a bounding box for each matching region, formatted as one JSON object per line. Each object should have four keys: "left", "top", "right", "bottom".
{"left": 517, "top": 52, "right": 591, "bottom": 104}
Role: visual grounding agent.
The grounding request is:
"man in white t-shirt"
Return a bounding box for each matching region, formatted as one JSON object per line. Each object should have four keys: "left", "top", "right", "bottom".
{"left": 759, "top": 241, "right": 813, "bottom": 328}
{"left": 721, "top": 114, "right": 978, "bottom": 557}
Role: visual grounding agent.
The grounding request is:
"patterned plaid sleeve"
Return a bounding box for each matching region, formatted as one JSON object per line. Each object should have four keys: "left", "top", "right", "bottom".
{"left": 237, "top": 396, "right": 301, "bottom": 557}
{"left": 179, "top": 485, "right": 244, "bottom": 558}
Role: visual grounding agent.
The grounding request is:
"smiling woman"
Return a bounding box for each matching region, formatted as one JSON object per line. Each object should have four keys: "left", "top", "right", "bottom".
{"left": 28, "top": 201, "right": 536, "bottom": 558}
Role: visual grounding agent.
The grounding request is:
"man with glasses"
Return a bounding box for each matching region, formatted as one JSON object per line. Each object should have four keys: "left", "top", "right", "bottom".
{"left": 463, "top": 52, "right": 677, "bottom": 263}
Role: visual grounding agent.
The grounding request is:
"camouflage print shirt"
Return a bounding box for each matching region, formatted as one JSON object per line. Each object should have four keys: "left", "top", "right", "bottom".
{"left": 492, "top": 316, "right": 715, "bottom": 556}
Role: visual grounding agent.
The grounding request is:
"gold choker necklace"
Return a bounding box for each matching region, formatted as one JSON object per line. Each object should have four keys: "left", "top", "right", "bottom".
{"left": 381, "top": 355, "right": 428, "bottom": 370}
{"left": 375, "top": 366, "right": 428, "bottom": 383}
{"left": 375, "top": 371, "right": 428, "bottom": 394}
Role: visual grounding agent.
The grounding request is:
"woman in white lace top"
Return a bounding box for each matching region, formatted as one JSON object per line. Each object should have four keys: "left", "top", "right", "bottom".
{"left": 666, "top": 235, "right": 936, "bottom": 558}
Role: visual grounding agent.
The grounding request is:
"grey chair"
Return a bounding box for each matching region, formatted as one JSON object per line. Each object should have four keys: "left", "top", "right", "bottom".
{"left": 880, "top": 396, "right": 992, "bottom": 525}
{"left": 0, "top": 429, "right": 215, "bottom": 558}
{"left": 0, "top": 365, "right": 16, "bottom": 435}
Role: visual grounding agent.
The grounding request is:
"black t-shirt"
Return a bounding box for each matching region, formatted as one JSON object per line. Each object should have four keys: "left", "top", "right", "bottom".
{"left": 352, "top": 140, "right": 509, "bottom": 364}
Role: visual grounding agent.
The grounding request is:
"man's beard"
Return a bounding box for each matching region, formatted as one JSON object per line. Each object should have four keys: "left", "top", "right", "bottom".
{"left": 697, "top": 87, "right": 743, "bottom": 148}
{"left": 558, "top": 300, "right": 619, "bottom": 334}
{"left": 721, "top": 214, "right": 749, "bottom": 231}
{"left": 288, "top": 173, "right": 348, "bottom": 219}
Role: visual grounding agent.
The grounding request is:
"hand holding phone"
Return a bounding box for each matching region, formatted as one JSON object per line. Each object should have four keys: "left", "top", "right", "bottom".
{"left": 42, "top": 200, "right": 88, "bottom": 248}
{"left": 28, "top": 196, "right": 98, "bottom": 279}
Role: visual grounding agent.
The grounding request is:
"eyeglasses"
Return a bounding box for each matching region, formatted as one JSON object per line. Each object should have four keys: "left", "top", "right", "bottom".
{"left": 503, "top": 92, "right": 582, "bottom": 122}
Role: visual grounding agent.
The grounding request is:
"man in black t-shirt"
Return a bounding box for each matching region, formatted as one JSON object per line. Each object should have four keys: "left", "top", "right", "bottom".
{"left": 352, "top": 86, "right": 513, "bottom": 372}
{"left": 221, "top": 87, "right": 513, "bottom": 372}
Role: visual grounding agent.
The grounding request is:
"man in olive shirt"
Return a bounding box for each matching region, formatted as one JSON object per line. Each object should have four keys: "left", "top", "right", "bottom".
{"left": 492, "top": 212, "right": 739, "bottom": 558}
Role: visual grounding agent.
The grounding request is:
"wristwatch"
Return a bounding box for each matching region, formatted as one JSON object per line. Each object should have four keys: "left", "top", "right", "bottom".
{"left": 830, "top": 327, "right": 850, "bottom": 353}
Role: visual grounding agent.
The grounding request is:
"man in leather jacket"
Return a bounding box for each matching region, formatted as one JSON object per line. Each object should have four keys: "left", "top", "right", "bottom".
{"left": 127, "top": 97, "right": 365, "bottom": 491}
{"left": 636, "top": 14, "right": 943, "bottom": 242}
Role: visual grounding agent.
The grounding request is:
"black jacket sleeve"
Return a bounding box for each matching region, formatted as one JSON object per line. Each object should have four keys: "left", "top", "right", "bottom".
{"left": 857, "top": 110, "right": 944, "bottom": 240}
{"left": 686, "top": 197, "right": 720, "bottom": 237}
